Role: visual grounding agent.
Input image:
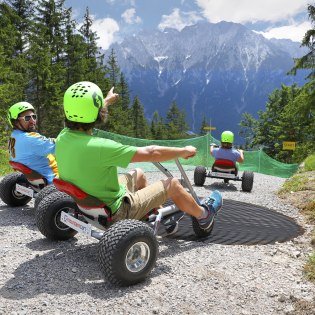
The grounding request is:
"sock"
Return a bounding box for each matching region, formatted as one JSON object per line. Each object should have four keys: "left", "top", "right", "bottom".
{"left": 198, "top": 206, "right": 208, "bottom": 219}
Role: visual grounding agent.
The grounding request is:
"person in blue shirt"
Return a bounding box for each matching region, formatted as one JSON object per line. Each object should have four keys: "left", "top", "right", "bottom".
{"left": 210, "top": 130, "right": 244, "bottom": 164}
{"left": 7, "top": 102, "right": 58, "bottom": 184}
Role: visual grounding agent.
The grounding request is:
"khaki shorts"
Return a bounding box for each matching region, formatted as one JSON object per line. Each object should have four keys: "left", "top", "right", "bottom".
{"left": 112, "top": 171, "right": 168, "bottom": 223}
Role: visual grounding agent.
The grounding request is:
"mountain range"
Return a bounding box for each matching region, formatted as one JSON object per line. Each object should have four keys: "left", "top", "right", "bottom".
{"left": 106, "top": 21, "right": 307, "bottom": 142}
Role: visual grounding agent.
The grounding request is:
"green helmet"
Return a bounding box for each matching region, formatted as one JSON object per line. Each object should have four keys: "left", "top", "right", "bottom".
{"left": 64, "top": 81, "right": 104, "bottom": 123}
{"left": 221, "top": 131, "right": 234, "bottom": 143}
{"left": 7, "top": 102, "right": 35, "bottom": 127}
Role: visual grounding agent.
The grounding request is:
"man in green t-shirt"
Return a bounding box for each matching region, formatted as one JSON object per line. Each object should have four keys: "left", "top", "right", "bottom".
{"left": 56, "top": 81, "right": 223, "bottom": 232}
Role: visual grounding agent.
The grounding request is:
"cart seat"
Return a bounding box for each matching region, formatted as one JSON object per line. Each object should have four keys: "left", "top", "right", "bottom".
{"left": 212, "top": 159, "right": 238, "bottom": 174}
{"left": 9, "top": 161, "right": 47, "bottom": 186}
{"left": 53, "top": 178, "right": 112, "bottom": 220}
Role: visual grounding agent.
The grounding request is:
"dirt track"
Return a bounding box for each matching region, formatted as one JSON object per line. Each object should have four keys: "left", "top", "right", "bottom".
{"left": 0, "top": 171, "right": 314, "bottom": 314}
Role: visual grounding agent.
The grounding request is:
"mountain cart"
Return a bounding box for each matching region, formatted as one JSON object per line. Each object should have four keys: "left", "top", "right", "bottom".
{"left": 194, "top": 159, "right": 254, "bottom": 192}
{"left": 35, "top": 159, "right": 219, "bottom": 286}
{"left": 0, "top": 161, "right": 57, "bottom": 208}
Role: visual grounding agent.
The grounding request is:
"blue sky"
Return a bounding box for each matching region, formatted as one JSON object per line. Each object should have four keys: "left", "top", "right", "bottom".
{"left": 65, "top": 0, "right": 312, "bottom": 49}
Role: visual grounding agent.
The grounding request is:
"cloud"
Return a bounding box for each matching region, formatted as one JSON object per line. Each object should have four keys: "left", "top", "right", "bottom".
{"left": 69, "top": 7, "right": 81, "bottom": 20}
{"left": 158, "top": 8, "right": 203, "bottom": 31}
{"left": 92, "top": 18, "right": 120, "bottom": 50}
{"left": 105, "top": 0, "right": 135, "bottom": 5}
{"left": 257, "top": 21, "right": 312, "bottom": 42}
{"left": 195, "top": 0, "right": 309, "bottom": 23}
{"left": 121, "top": 8, "right": 142, "bottom": 24}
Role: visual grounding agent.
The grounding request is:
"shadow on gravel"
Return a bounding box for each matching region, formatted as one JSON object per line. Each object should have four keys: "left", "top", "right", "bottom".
{"left": 0, "top": 205, "right": 38, "bottom": 231}
{"left": 0, "top": 198, "right": 305, "bottom": 300}
{"left": 165, "top": 199, "right": 304, "bottom": 245}
{"left": 26, "top": 237, "right": 80, "bottom": 251}
{"left": 0, "top": 242, "right": 115, "bottom": 299}
{"left": 0, "top": 238, "right": 178, "bottom": 300}
{"left": 0, "top": 205, "right": 31, "bottom": 212}
{"left": 0, "top": 197, "right": 304, "bottom": 247}
{"left": 201, "top": 182, "right": 239, "bottom": 192}
{"left": 0, "top": 194, "right": 304, "bottom": 247}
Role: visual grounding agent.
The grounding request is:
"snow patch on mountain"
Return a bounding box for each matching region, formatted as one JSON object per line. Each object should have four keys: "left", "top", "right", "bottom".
{"left": 106, "top": 21, "right": 306, "bottom": 140}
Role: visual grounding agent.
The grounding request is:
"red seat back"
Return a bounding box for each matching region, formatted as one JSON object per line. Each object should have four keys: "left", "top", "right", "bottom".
{"left": 53, "top": 178, "right": 106, "bottom": 208}
{"left": 9, "top": 161, "right": 32, "bottom": 174}
{"left": 9, "top": 161, "right": 46, "bottom": 181}
{"left": 53, "top": 178, "right": 87, "bottom": 199}
{"left": 213, "top": 159, "right": 236, "bottom": 168}
{"left": 212, "top": 159, "right": 237, "bottom": 174}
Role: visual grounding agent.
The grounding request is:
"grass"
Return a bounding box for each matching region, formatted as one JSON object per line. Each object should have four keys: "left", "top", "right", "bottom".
{"left": 304, "top": 154, "right": 315, "bottom": 172}
{"left": 278, "top": 153, "right": 315, "bottom": 283}
{"left": 0, "top": 149, "right": 11, "bottom": 177}
{"left": 304, "top": 252, "right": 315, "bottom": 282}
{"left": 278, "top": 153, "right": 315, "bottom": 195}
{"left": 303, "top": 200, "right": 315, "bottom": 223}
{"left": 300, "top": 162, "right": 315, "bottom": 282}
{"left": 278, "top": 173, "right": 310, "bottom": 194}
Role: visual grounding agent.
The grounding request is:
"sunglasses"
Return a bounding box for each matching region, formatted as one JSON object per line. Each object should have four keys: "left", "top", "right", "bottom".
{"left": 18, "top": 114, "right": 37, "bottom": 122}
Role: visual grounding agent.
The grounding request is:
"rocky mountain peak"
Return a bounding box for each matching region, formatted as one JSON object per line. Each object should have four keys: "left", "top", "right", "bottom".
{"left": 106, "top": 22, "right": 306, "bottom": 140}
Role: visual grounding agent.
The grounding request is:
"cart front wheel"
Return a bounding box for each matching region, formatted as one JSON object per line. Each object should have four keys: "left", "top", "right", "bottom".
{"left": 191, "top": 216, "right": 214, "bottom": 238}
{"left": 98, "top": 220, "right": 158, "bottom": 286}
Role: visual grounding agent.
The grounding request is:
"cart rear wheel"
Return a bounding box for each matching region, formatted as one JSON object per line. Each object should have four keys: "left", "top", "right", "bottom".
{"left": 36, "top": 191, "right": 78, "bottom": 240}
{"left": 34, "top": 184, "right": 57, "bottom": 210}
{"left": 0, "top": 173, "right": 32, "bottom": 206}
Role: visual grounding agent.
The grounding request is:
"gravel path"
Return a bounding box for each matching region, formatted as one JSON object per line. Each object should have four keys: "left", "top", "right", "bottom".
{"left": 0, "top": 170, "right": 314, "bottom": 315}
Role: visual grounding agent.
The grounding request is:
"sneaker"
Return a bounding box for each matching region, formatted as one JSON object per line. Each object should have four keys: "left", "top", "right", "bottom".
{"left": 198, "top": 190, "right": 223, "bottom": 230}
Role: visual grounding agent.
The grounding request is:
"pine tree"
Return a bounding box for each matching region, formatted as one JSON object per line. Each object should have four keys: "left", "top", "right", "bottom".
{"left": 0, "top": 2, "right": 34, "bottom": 143}
{"left": 106, "top": 48, "right": 120, "bottom": 87}
{"left": 239, "top": 84, "right": 313, "bottom": 162}
{"left": 255, "top": 85, "right": 297, "bottom": 158}
{"left": 103, "top": 50, "right": 132, "bottom": 135}
{"left": 150, "top": 111, "right": 166, "bottom": 140}
{"left": 0, "top": 1, "right": 137, "bottom": 140}
{"left": 290, "top": 4, "right": 315, "bottom": 80}
{"left": 79, "top": 7, "right": 108, "bottom": 88}
{"left": 0, "top": 3, "right": 27, "bottom": 114}
{"left": 239, "top": 112, "right": 258, "bottom": 149}
{"left": 119, "top": 72, "right": 130, "bottom": 112}
{"left": 166, "top": 101, "right": 189, "bottom": 139}
{"left": 281, "top": 85, "right": 315, "bottom": 161}
{"left": 4, "top": 0, "right": 34, "bottom": 54}
{"left": 131, "top": 96, "right": 150, "bottom": 138}
{"left": 64, "top": 8, "right": 87, "bottom": 86}
{"left": 28, "top": 0, "right": 69, "bottom": 136}
{"left": 0, "top": 44, "right": 20, "bottom": 144}
{"left": 288, "top": 4, "right": 315, "bottom": 160}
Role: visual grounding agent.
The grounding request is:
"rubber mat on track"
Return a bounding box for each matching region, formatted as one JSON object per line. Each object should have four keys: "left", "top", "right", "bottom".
{"left": 158, "top": 199, "right": 304, "bottom": 245}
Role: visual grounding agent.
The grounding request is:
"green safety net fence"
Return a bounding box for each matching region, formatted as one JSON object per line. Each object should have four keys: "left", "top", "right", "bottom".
{"left": 93, "top": 129, "right": 299, "bottom": 178}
